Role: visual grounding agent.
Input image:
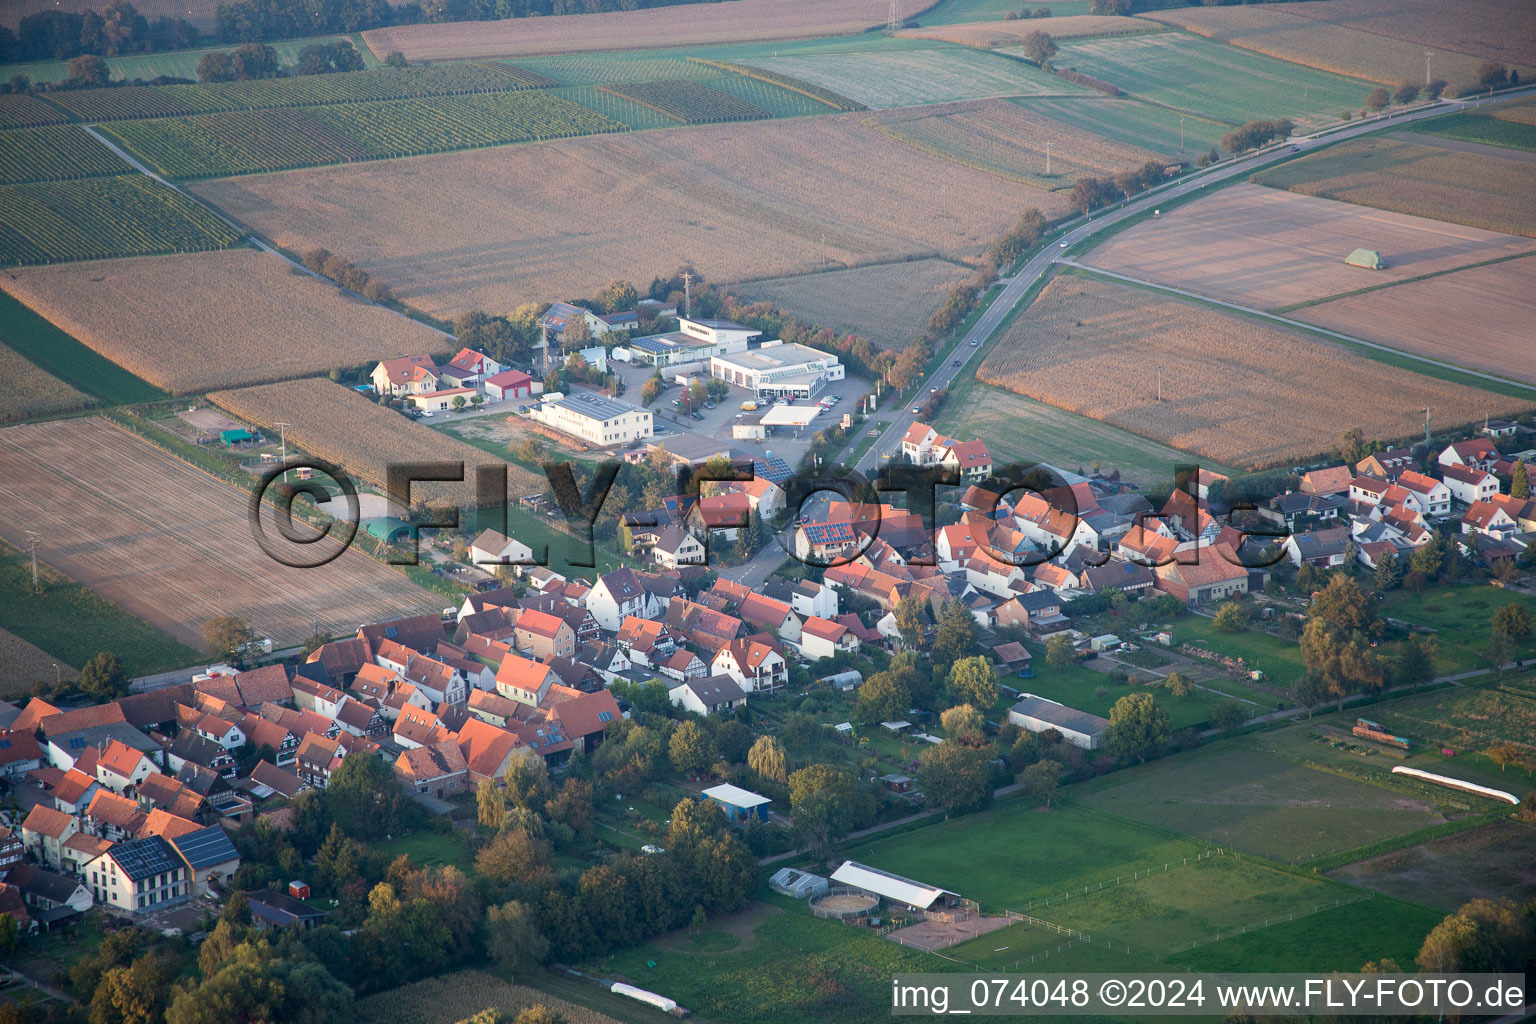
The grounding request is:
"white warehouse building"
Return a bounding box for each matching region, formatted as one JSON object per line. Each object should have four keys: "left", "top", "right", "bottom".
{"left": 527, "top": 390, "right": 653, "bottom": 446}
{"left": 710, "top": 342, "right": 845, "bottom": 400}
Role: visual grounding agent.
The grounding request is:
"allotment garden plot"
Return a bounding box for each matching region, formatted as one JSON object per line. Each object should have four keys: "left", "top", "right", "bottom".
{"left": 1328, "top": 819, "right": 1536, "bottom": 912}
{"left": 1083, "top": 183, "right": 1536, "bottom": 309}
{"left": 0, "top": 417, "right": 443, "bottom": 648}
{"left": 1, "top": 249, "right": 449, "bottom": 393}
{"left": 1082, "top": 746, "right": 1450, "bottom": 862}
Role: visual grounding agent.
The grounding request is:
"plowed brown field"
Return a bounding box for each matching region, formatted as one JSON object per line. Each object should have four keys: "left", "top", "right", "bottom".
{"left": 0, "top": 417, "right": 443, "bottom": 647}
{"left": 192, "top": 115, "right": 1056, "bottom": 317}
{"left": 1082, "top": 183, "right": 1535, "bottom": 309}
{"left": 1296, "top": 256, "right": 1536, "bottom": 386}
{"left": 976, "top": 275, "right": 1532, "bottom": 468}
{"left": 1, "top": 250, "right": 449, "bottom": 394}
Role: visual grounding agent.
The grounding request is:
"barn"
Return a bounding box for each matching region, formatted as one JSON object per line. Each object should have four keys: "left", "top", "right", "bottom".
{"left": 1345, "top": 247, "right": 1385, "bottom": 270}
{"left": 829, "top": 860, "right": 963, "bottom": 914}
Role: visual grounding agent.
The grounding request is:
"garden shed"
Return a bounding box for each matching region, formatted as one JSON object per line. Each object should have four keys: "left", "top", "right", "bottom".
{"left": 769, "top": 868, "right": 830, "bottom": 899}
{"left": 702, "top": 783, "right": 771, "bottom": 822}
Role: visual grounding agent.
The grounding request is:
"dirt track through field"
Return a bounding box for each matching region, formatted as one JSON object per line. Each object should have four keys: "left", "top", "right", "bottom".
{"left": 0, "top": 417, "right": 442, "bottom": 648}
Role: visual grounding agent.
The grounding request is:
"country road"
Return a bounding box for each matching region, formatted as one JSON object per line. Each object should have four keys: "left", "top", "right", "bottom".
{"left": 837, "top": 88, "right": 1533, "bottom": 476}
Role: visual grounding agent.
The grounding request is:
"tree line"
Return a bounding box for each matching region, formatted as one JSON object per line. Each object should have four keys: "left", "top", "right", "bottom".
{"left": 2, "top": 1, "right": 197, "bottom": 64}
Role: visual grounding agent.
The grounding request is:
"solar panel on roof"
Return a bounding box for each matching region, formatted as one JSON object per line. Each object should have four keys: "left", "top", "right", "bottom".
{"left": 110, "top": 835, "right": 181, "bottom": 880}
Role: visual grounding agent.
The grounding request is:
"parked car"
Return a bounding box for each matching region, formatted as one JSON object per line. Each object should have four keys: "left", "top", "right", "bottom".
{"left": 691, "top": 411, "right": 705, "bottom": 421}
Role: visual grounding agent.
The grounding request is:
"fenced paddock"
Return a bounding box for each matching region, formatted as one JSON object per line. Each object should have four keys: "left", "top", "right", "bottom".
{"left": 810, "top": 888, "right": 878, "bottom": 921}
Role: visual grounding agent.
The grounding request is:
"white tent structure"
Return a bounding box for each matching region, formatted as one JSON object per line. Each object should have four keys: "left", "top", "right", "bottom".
{"left": 760, "top": 404, "right": 820, "bottom": 428}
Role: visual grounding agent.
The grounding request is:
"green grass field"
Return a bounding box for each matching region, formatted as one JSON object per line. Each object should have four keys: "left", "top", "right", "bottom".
{"left": 0, "top": 290, "right": 165, "bottom": 405}
{"left": 851, "top": 802, "right": 1206, "bottom": 911}
{"left": 1370, "top": 680, "right": 1536, "bottom": 751}
{"left": 1173, "top": 614, "right": 1308, "bottom": 690}
{"left": 1018, "top": 655, "right": 1223, "bottom": 730}
{"left": 744, "top": 45, "right": 1084, "bottom": 109}
{"left": 1408, "top": 108, "right": 1536, "bottom": 153}
{"left": 370, "top": 829, "right": 476, "bottom": 871}
{"left": 1082, "top": 746, "right": 1449, "bottom": 862}
{"left": 1010, "top": 95, "right": 1227, "bottom": 158}
{"left": 1054, "top": 32, "right": 1374, "bottom": 127}
{"left": 933, "top": 365, "right": 1237, "bottom": 490}
{"left": 1380, "top": 584, "right": 1536, "bottom": 673}
{"left": 0, "top": 538, "right": 201, "bottom": 677}
{"left": 1172, "top": 895, "right": 1443, "bottom": 972}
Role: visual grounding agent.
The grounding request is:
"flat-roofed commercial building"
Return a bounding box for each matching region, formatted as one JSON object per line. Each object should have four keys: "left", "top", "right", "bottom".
{"left": 710, "top": 342, "right": 844, "bottom": 399}
{"left": 630, "top": 317, "right": 757, "bottom": 367}
{"left": 528, "top": 390, "right": 653, "bottom": 446}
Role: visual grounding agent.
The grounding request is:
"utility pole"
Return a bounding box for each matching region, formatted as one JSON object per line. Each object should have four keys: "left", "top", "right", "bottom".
{"left": 1045, "top": 141, "right": 1052, "bottom": 175}
{"left": 682, "top": 270, "right": 693, "bottom": 319}
{"left": 25, "top": 530, "right": 39, "bottom": 594}
{"left": 821, "top": 231, "right": 826, "bottom": 269}
{"left": 1178, "top": 116, "right": 1183, "bottom": 149}
{"left": 274, "top": 421, "right": 290, "bottom": 483}
{"left": 1423, "top": 407, "right": 1432, "bottom": 445}
{"left": 1424, "top": 50, "right": 1434, "bottom": 86}
{"left": 888, "top": 0, "right": 898, "bottom": 33}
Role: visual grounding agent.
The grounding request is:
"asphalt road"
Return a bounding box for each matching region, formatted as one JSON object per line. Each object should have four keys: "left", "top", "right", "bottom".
{"left": 838, "top": 90, "right": 1527, "bottom": 477}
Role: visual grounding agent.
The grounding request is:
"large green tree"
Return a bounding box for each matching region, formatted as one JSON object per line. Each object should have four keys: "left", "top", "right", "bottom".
{"left": 1022, "top": 758, "right": 1062, "bottom": 809}
{"left": 79, "top": 651, "right": 130, "bottom": 699}
{"left": 1300, "top": 575, "right": 1385, "bottom": 710}
{"left": 166, "top": 953, "right": 351, "bottom": 1024}
{"left": 1105, "top": 692, "right": 1170, "bottom": 764}
{"left": 855, "top": 669, "right": 910, "bottom": 724}
{"left": 947, "top": 655, "right": 998, "bottom": 709}
{"left": 934, "top": 600, "right": 978, "bottom": 662}
{"left": 917, "top": 741, "right": 991, "bottom": 818}
{"left": 669, "top": 720, "right": 717, "bottom": 779}
{"left": 788, "top": 765, "right": 867, "bottom": 860}
{"left": 325, "top": 752, "right": 404, "bottom": 840}
{"left": 746, "top": 734, "right": 788, "bottom": 784}
{"left": 487, "top": 900, "right": 549, "bottom": 978}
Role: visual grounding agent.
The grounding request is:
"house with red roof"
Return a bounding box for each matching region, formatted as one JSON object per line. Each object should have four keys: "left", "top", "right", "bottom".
{"left": 85, "top": 790, "right": 147, "bottom": 842}
{"left": 1462, "top": 501, "right": 1519, "bottom": 540}
{"left": 1440, "top": 464, "right": 1499, "bottom": 506}
{"left": 1438, "top": 438, "right": 1500, "bottom": 473}
{"left": 1396, "top": 471, "right": 1451, "bottom": 517}
{"left": 543, "top": 688, "right": 620, "bottom": 756}
{"left": 799, "top": 616, "right": 857, "bottom": 660}
{"left": 711, "top": 639, "right": 787, "bottom": 694}
{"left": 440, "top": 347, "right": 503, "bottom": 388}
{"left": 395, "top": 740, "right": 470, "bottom": 798}
{"left": 454, "top": 717, "right": 524, "bottom": 783}
{"left": 370, "top": 354, "right": 440, "bottom": 396}
{"left": 0, "top": 728, "right": 43, "bottom": 779}
{"left": 514, "top": 609, "right": 576, "bottom": 661}
{"left": 1154, "top": 546, "right": 1250, "bottom": 605}
{"left": 21, "top": 805, "right": 78, "bottom": 869}
{"left": 495, "top": 655, "right": 559, "bottom": 706}
{"left": 95, "top": 740, "right": 156, "bottom": 794}
{"left": 295, "top": 734, "right": 346, "bottom": 789}
{"left": 483, "top": 369, "right": 539, "bottom": 402}
{"left": 939, "top": 438, "right": 993, "bottom": 482}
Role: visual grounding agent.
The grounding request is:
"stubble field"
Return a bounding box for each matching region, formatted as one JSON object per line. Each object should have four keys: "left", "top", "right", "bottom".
{"left": 361, "top": 0, "right": 935, "bottom": 61}
{"left": 895, "top": 15, "right": 1150, "bottom": 48}
{"left": 0, "top": 345, "right": 96, "bottom": 422}
{"left": 1082, "top": 183, "right": 1536, "bottom": 309}
{"left": 734, "top": 258, "right": 968, "bottom": 352}
{"left": 191, "top": 115, "right": 1056, "bottom": 317}
{"left": 975, "top": 274, "right": 1532, "bottom": 468}
{"left": 0, "top": 250, "right": 451, "bottom": 394}
{"left": 0, "top": 417, "right": 443, "bottom": 648}
{"left": 866, "top": 97, "right": 1163, "bottom": 187}
{"left": 1250, "top": 135, "right": 1536, "bottom": 237}
{"left": 1145, "top": 0, "right": 1536, "bottom": 87}
{"left": 209, "top": 377, "right": 545, "bottom": 504}
{"left": 1296, "top": 256, "right": 1536, "bottom": 386}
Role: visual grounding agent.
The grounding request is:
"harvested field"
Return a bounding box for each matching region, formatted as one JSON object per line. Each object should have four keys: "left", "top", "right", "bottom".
{"left": 192, "top": 115, "right": 1058, "bottom": 317}
{"left": 896, "top": 14, "right": 1150, "bottom": 47}
{"left": 742, "top": 46, "right": 1080, "bottom": 109}
{"left": 356, "top": 970, "right": 622, "bottom": 1024}
{"left": 1, "top": 250, "right": 450, "bottom": 394}
{"left": 975, "top": 274, "right": 1531, "bottom": 468}
{"left": 362, "top": 0, "right": 934, "bottom": 61}
{"left": 1296, "top": 256, "right": 1536, "bottom": 387}
{"left": 209, "top": 377, "right": 545, "bottom": 504}
{"left": 1083, "top": 183, "right": 1536, "bottom": 309}
{"left": 0, "top": 626, "right": 77, "bottom": 699}
{"left": 1049, "top": 32, "right": 1371, "bottom": 127}
{"left": 1142, "top": 1, "right": 1535, "bottom": 89}
{"left": 0, "top": 345, "right": 96, "bottom": 422}
{"left": 735, "top": 258, "right": 967, "bottom": 352}
{"left": 1251, "top": 136, "right": 1536, "bottom": 238}
{"left": 866, "top": 97, "right": 1163, "bottom": 187}
{"left": 0, "top": 417, "right": 443, "bottom": 648}
{"left": 1328, "top": 820, "right": 1536, "bottom": 912}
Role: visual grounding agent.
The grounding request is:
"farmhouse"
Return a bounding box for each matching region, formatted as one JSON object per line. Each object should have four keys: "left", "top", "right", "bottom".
{"left": 710, "top": 342, "right": 844, "bottom": 400}
{"left": 528, "top": 390, "right": 653, "bottom": 446}
{"left": 1154, "top": 550, "right": 1249, "bottom": 605}
{"left": 1008, "top": 696, "right": 1109, "bottom": 750}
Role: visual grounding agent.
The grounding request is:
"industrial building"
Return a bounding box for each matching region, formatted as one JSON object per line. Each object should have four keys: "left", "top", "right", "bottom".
{"left": 526, "top": 390, "right": 653, "bottom": 446}
{"left": 1007, "top": 695, "right": 1110, "bottom": 750}
{"left": 710, "top": 342, "right": 845, "bottom": 399}
{"left": 629, "top": 316, "right": 758, "bottom": 367}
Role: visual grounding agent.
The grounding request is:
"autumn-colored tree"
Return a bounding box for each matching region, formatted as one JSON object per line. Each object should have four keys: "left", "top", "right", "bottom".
{"left": 947, "top": 655, "right": 998, "bottom": 709}
{"left": 1493, "top": 603, "right": 1532, "bottom": 642}
{"left": 747, "top": 734, "right": 788, "bottom": 784}
{"left": 940, "top": 704, "right": 987, "bottom": 745}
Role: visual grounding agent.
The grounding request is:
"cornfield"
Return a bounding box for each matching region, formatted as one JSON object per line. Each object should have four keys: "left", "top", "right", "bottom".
{"left": 0, "top": 344, "right": 96, "bottom": 422}
{"left": 2, "top": 248, "right": 448, "bottom": 393}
